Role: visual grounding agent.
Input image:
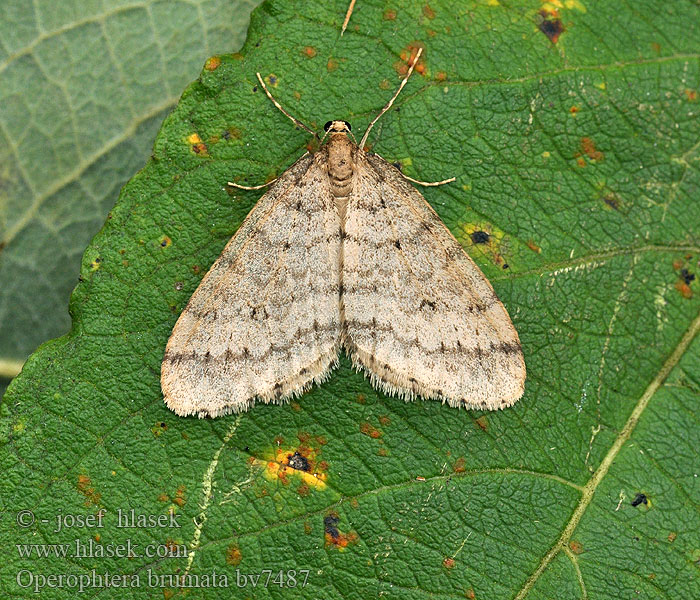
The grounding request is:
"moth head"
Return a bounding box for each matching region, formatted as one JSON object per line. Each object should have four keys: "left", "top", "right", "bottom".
{"left": 323, "top": 120, "right": 352, "bottom": 134}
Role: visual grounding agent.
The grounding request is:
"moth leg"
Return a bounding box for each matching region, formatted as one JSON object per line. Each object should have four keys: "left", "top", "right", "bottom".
{"left": 256, "top": 73, "right": 319, "bottom": 140}
{"left": 399, "top": 173, "right": 456, "bottom": 187}
{"left": 374, "top": 152, "right": 456, "bottom": 187}
{"left": 228, "top": 152, "right": 311, "bottom": 190}
{"left": 228, "top": 179, "right": 277, "bottom": 191}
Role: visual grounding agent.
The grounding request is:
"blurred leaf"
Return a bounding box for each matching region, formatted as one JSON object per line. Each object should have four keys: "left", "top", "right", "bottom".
{"left": 2, "top": 1, "right": 700, "bottom": 599}
{"left": 0, "top": 0, "right": 262, "bottom": 386}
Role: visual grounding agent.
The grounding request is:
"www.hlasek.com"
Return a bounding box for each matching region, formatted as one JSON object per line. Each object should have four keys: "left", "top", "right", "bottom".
{"left": 16, "top": 569, "right": 312, "bottom": 593}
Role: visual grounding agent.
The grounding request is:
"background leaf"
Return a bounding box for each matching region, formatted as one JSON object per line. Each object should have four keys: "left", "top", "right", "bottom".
{"left": 0, "top": 0, "right": 263, "bottom": 395}
{"left": 2, "top": 1, "right": 700, "bottom": 599}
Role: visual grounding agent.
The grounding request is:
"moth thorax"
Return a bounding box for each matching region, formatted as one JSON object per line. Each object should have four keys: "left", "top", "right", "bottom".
{"left": 326, "top": 133, "right": 355, "bottom": 198}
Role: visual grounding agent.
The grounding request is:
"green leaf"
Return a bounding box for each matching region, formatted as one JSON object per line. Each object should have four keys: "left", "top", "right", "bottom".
{"left": 0, "top": 0, "right": 262, "bottom": 388}
{"left": 3, "top": 1, "right": 700, "bottom": 599}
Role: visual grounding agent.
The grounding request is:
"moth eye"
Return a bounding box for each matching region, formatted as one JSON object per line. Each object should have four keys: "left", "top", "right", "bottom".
{"left": 323, "top": 121, "right": 333, "bottom": 132}
{"left": 343, "top": 121, "right": 352, "bottom": 131}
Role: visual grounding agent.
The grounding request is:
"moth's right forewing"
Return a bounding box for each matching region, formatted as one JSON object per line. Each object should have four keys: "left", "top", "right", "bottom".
{"left": 342, "top": 153, "right": 525, "bottom": 409}
{"left": 161, "top": 154, "right": 342, "bottom": 417}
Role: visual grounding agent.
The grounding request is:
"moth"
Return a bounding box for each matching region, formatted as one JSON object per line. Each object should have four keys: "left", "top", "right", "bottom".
{"left": 162, "top": 48, "right": 525, "bottom": 417}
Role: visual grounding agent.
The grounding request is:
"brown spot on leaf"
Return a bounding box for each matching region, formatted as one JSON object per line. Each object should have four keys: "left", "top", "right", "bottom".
{"left": 174, "top": 485, "right": 186, "bottom": 507}
{"left": 474, "top": 415, "right": 488, "bottom": 431}
{"left": 223, "top": 126, "right": 241, "bottom": 140}
{"left": 384, "top": 9, "right": 397, "bottom": 20}
{"left": 676, "top": 280, "right": 693, "bottom": 299}
{"left": 226, "top": 544, "right": 242, "bottom": 565}
{"left": 580, "top": 137, "right": 604, "bottom": 162}
{"left": 360, "top": 421, "right": 383, "bottom": 438}
{"left": 684, "top": 89, "right": 698, "bottom": 101}
{"left": 453, "top": 457, "right": 467, "bottom": 473}
{"left": 466, "top": 589, "right": 476, "bottom": 599}
{"left": 423, "top": 4, "right": 436, "bottom": 19}
{"left": 570, "top": 105, "right": 579, "bottom": 114}
{"left": 297, "top": 482, "right": 310, "bottom": 497}
{"left": 672, "top": 259, "right": 683, "bottom": 270}
{"left": 396, "top": 42, "right": 426, "bottom": 78}
{"left": 356, "top": 393, "right": 366, "bottom": 404}
{"left": 526, "top": 239, "right": 541, "bottom": 253}
{"left": 304, "top": 521, "right": 312, "bottom": 534}
{"left": 435, "top": 70, "right": 447, "bottom": 81}
{"left": 204, "top": 56, "right": 221, "bottom": 71}
{"left": 668, "top": 532, "right": 677, "bottom": 542}
{"left": 378, "top": 415, "right": 391, "bottom": 426}
{"left": 378, "top": 447, "right": 389, "bottom": 457}
{"left": 537, "top": 9, "right": 564, "bottom": 43}
{"left": 77, "top": 475, "right": 101, "bottom": 507}
{"left": 158, "top": 492, "right": 169, "bottom": 502}
{"left": 327, "top": 58, "right": 338, "bottom": 72}
{"left": 569, "top": 540, "right": 584, "bottom": 554}
{"left": 303, "top": 46, "right": 317, "bottom": 58}
{"left": 443, "top": 557, "right": 456, "bottom": 568}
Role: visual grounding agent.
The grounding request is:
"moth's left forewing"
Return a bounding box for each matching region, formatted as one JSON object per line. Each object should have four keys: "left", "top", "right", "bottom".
{"left": 342, "top": 152, "right": 525, "bottom": 410}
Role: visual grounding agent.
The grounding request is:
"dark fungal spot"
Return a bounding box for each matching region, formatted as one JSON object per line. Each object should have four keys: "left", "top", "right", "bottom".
{"left": 394, "top": 239, "right": 401, "bottom": 249}
{"left": 392, "top": 161, "right": 402, "bottom": 171}
{"left": 603, "top": 194, "right": 620, "bottom": 210}
{"left": 252, "top": 85, "right": 258, "bottom": 92}
{"left": 471, "top": 230, "right": 490, "bottom": 244}
{"left": 502, "top": 263, "right": 509, "bottom": 269}
{"left": 680, "top": 268, "right": 695, "bottom": 285}
{"left": 537, "top": 10, "right": 564, "bottom": 43}
{"left": 288, "top": 451, "right": 310, "bottom": 471}
{"left": 324, "top": 515, "right": 340, "bottom": 539}
{"left": 631, "top": 493, "right": 648, "bottom": 507}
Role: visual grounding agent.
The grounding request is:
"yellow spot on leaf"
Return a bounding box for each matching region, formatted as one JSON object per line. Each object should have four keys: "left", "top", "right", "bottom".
{"left": 204, "top": 56, "right": 221, "bottom": 71}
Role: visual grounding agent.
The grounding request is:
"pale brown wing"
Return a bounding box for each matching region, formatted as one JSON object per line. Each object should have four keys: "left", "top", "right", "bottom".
{"left": 162, "top": 154, "right": 342, "bottom": 417}
{"left": 341, "top": 153, "right": 525, "bottom": 409}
